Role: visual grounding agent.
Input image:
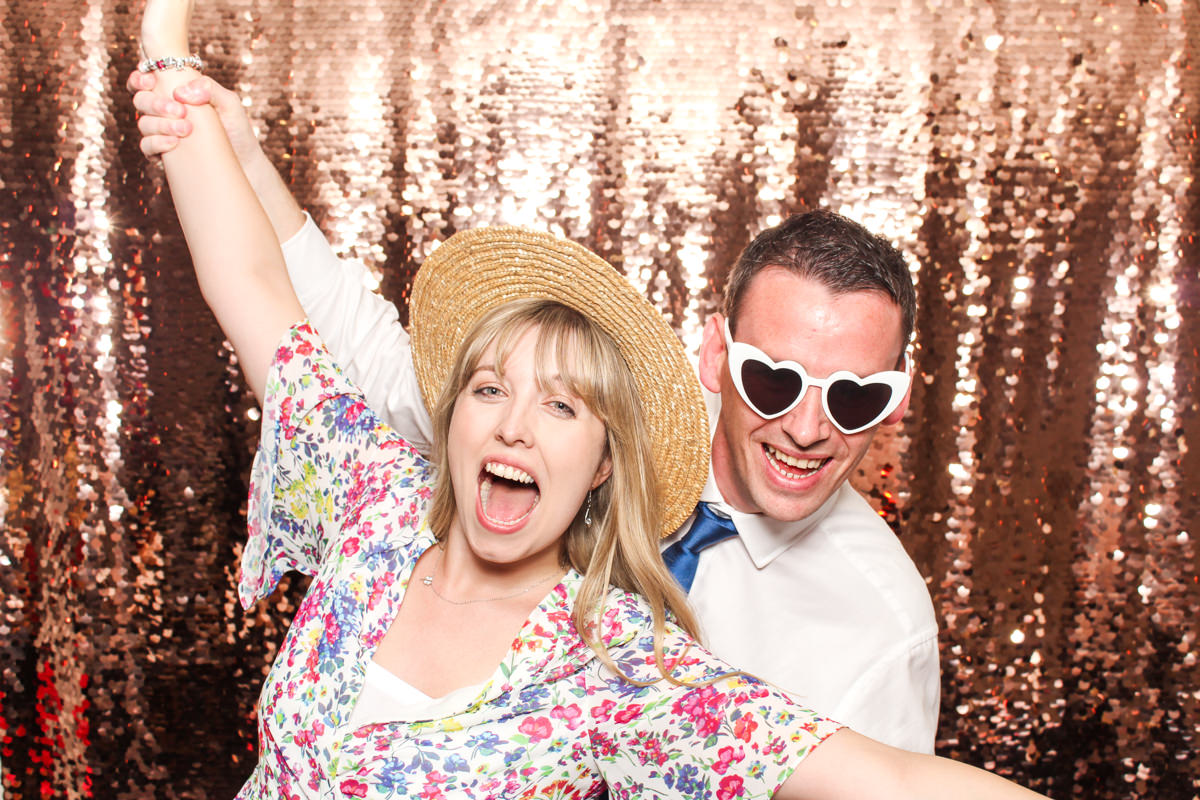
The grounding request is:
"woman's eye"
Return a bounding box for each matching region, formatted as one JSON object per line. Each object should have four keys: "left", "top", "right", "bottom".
{"left": 549, "top": 400, "right": 576, "bottom": 416}
{"left": 474, "top": 385, "right": 501, "bottom": 397}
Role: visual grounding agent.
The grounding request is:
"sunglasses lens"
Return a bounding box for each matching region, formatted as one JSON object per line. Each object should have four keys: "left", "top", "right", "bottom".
{"left": 826, "top": 379, "right": 893, "bottom": 432}
{"left": 741, "top": 360, "right": 805, "bottom": 416}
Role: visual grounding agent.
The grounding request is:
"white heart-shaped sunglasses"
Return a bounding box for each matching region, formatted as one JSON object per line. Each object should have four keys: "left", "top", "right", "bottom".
{"left": 724, "top": 319, "right": 911, "bottom": 435}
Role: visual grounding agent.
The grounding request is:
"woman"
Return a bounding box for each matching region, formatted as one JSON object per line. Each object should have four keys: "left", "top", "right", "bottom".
{"left": 137, "top": 1, "right": 1049, "bottom": 797}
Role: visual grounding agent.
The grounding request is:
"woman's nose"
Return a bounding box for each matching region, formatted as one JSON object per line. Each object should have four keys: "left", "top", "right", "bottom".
{"left": 495, "top": 400, "right": 535, "bottom": 446}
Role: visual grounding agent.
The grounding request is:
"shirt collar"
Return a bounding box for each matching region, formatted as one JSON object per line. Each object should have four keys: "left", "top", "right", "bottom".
{"left": 699, "top": 385, "right": 843, "bottom": 568}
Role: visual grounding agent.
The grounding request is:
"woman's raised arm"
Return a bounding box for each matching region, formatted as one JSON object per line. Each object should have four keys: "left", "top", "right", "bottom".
{"left": 140, "top": 0, "right": 304, "bottom": 402}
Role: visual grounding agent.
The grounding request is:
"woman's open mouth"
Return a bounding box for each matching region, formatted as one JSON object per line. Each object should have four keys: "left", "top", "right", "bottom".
{"left": 478, "top": 461, "right": 540, "bottom": 528}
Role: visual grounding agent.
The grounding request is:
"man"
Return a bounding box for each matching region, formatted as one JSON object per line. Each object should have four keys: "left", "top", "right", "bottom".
{"left": 687, "top": 213, "right": 936, "bottom": 751}
{"left": 130, "top": 73, "right": 940, "bottom": 752}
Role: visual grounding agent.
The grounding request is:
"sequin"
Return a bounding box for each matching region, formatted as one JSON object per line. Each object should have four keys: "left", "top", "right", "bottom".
{"left": 3, "top": 0, "right": 1197, "bottom": 795}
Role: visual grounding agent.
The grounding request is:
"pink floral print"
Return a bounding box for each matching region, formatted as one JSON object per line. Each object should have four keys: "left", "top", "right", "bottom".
{"left": 235, "top": 322, "right": 842, "bottom": 799}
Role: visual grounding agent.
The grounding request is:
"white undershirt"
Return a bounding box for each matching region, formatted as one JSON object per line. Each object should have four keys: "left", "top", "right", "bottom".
{"left": 349, "top": 660, "right": 486, "bottom": 728}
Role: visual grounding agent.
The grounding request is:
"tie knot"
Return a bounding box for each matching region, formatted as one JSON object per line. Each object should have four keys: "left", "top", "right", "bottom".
{"left": 662, "top": 503, "right": 739, "bottom": 593}
{"left": 682, "top": 503, "right": 738, "bottom": 554}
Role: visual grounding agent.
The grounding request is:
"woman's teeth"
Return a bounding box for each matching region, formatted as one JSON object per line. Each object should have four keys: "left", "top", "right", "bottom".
{"left": 485, "top": 462, "right": 535, "bottom": 484}
{"left": 479, "top": 461, "right": 540, "bottom": 526}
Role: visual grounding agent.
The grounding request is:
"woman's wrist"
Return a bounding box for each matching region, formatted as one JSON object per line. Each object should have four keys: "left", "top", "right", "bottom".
{"left": 137, "top": 54, "right": 203, "bottom": 73}
{"left": 138, "top": 0, "right": 194, "bottom": 68}
{"left": 139, "top": 36, "right": 190, "bottom": 60}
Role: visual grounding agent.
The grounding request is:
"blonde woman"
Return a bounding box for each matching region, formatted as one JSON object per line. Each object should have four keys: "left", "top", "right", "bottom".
{"left": 137, "top": 1, "right": 1052, "bottom": 797}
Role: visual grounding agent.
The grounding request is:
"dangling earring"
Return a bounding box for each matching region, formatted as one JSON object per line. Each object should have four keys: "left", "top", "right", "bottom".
{"left": 583, "top": 490, "right": 593, "bottom": 527}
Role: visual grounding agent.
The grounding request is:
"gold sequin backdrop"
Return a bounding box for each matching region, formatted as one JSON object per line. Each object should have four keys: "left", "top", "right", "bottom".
{"left": 1, "top": 0, "right": 1197, "bottom": 796}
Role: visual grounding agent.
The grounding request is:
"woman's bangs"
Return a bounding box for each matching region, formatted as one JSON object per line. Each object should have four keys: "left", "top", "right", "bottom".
{"left": 449, "top": 300, "right": 627, "bottom": 424}
{"left": 533, "top": 320, "right": 615, "bottom": 418}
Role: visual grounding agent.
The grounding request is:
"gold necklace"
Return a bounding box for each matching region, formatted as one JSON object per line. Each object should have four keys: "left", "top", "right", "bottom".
{"left": 420, "top": 548, "right": 561, "bottom": 605}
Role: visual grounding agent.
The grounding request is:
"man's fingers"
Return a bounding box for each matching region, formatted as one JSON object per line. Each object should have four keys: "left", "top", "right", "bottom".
{"left": 205, "top": 80, "right": 240, "bottom": 112}
{"left": 133, "top": 89, "right": 187, "bottom": 120}
{"left": 139, "top": 134, "right": 180, "bottom": 158}
{"left": 125, "top": 69, "right": 210, "bottom": 111}
{"left": 125, "top": 69, "right": 154, "bottom": 96}
{"left": 172, "top": 76, "right": 215, "bottom": 106}
{"left": 138, "top": 112, "right": 192, "bottom": 138}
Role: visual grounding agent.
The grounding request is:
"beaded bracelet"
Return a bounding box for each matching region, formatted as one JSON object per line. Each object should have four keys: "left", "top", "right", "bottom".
{"left": 137, "top": 54, "right": 204, "bottom": 73}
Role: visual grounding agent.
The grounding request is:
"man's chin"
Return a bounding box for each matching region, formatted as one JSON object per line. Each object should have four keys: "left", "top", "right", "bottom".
{"left": 750, "top": 483, "right": 835, "bottom": 523}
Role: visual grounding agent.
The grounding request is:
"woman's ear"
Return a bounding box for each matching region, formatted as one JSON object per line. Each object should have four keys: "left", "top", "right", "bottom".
{"left": 698, "top": 313, "right": 727, "bottom": 394}
{"left": 591, "top": 453, "right": 613, "bottom": 489}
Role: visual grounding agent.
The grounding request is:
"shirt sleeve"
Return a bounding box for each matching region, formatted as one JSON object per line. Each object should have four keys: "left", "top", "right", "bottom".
{"left": 280, "top": 214, "right": 435, "bottom": 455}
{"left": 239, "top": 321, "right": 432, "bottom": 609}
{"left": 828, "top": 627, "right": 941, "bottom": 754}
{"left": 591, "top": 626, "right": 844, "bottom": 799}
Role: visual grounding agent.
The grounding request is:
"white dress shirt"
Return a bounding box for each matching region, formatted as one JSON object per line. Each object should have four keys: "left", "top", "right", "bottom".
{"left": 673, "top": 464, "right": 939, "bottom": 751}
{"left": 280, "top": 215, "right": 940, "bottom": 752}
{"left": 281, "top": 216, "right": 435, "bottom": 454}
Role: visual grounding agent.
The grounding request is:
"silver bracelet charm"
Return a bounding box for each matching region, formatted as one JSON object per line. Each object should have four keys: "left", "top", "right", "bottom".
{"left": 137, "top": 55, "right": 204, "bottom": 73}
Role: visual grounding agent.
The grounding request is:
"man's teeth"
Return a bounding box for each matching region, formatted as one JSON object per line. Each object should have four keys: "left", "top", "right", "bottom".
{"left": 766, "top": 445, "right": 825, "bottom": 478}
{"left": 485, "top": 462, "right": 535, "bottom": 484}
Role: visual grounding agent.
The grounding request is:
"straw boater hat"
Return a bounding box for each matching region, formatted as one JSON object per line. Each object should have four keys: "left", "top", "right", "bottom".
{"left": 409, "top": 226, "right": 709, "bottom": 538}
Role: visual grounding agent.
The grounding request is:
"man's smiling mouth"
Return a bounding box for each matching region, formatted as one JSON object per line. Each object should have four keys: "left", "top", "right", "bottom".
{"left": 765, "top": 445, "right": 828, "bottom": 479}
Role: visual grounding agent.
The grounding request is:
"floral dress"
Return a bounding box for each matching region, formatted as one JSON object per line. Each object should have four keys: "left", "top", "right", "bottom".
{"left": 238, "top": 321, "right": 842, "bottom": 800}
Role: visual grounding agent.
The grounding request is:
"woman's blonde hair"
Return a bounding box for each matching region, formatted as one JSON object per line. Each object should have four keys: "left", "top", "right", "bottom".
{"left": 425, "top": 298, "right": 701, "bottom": 680}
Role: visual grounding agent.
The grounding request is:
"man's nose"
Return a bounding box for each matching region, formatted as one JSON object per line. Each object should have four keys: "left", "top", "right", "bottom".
{"left": 779, "top": 386, "right": 832, "bottom": 447}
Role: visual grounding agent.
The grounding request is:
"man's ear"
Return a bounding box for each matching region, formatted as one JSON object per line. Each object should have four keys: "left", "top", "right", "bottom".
{"left": 883, "top": 354, "right": 914, "bottom": 425}
{"left": 698, "top": 313, "right": 727, "bottom": 394}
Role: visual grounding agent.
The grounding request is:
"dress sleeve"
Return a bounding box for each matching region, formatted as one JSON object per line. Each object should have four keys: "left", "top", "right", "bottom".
{"left": 238, "top": 320, "right": 432, "bottom": 608}
{"left": 592, "top": 625, "right": 844, "bottom": 799}
{"left": 281, "top": 214, "right": 435, "bottom": 455}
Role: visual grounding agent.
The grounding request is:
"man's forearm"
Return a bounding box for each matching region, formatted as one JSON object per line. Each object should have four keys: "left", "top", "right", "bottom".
{"left": 241, "top": 148, "right": 307, "bottom": 244}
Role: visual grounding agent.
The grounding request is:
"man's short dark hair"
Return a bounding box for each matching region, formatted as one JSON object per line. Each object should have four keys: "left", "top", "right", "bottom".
{"left": 723, "top": 210, "right": 917, "bottom": 358}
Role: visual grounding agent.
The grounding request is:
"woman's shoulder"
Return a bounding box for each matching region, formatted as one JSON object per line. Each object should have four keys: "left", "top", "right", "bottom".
{"left": 594, "top": 584, "right": 660, "bottom": 644}
{"left": 585, "top": 586, "right": 721, "bottom": 681}
{"left": 266, "top": 320, "right": 432, "bottom": 467}
{"left": 240, "top": 321, "right": 435, "bottom": 607}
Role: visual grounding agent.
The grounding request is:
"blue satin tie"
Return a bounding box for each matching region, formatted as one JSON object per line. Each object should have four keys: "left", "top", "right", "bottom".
{"left": 662, "top": 503, "right": 739, "bottom": 592}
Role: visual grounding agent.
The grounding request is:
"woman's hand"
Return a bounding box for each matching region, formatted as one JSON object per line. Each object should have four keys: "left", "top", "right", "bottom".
{"left": 139, "top": 0, "right": 195, "bottom": 59}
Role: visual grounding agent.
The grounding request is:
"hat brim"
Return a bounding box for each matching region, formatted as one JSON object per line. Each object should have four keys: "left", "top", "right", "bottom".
{"left": 410, "top": 226, "right": 709, "bottom": 538}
